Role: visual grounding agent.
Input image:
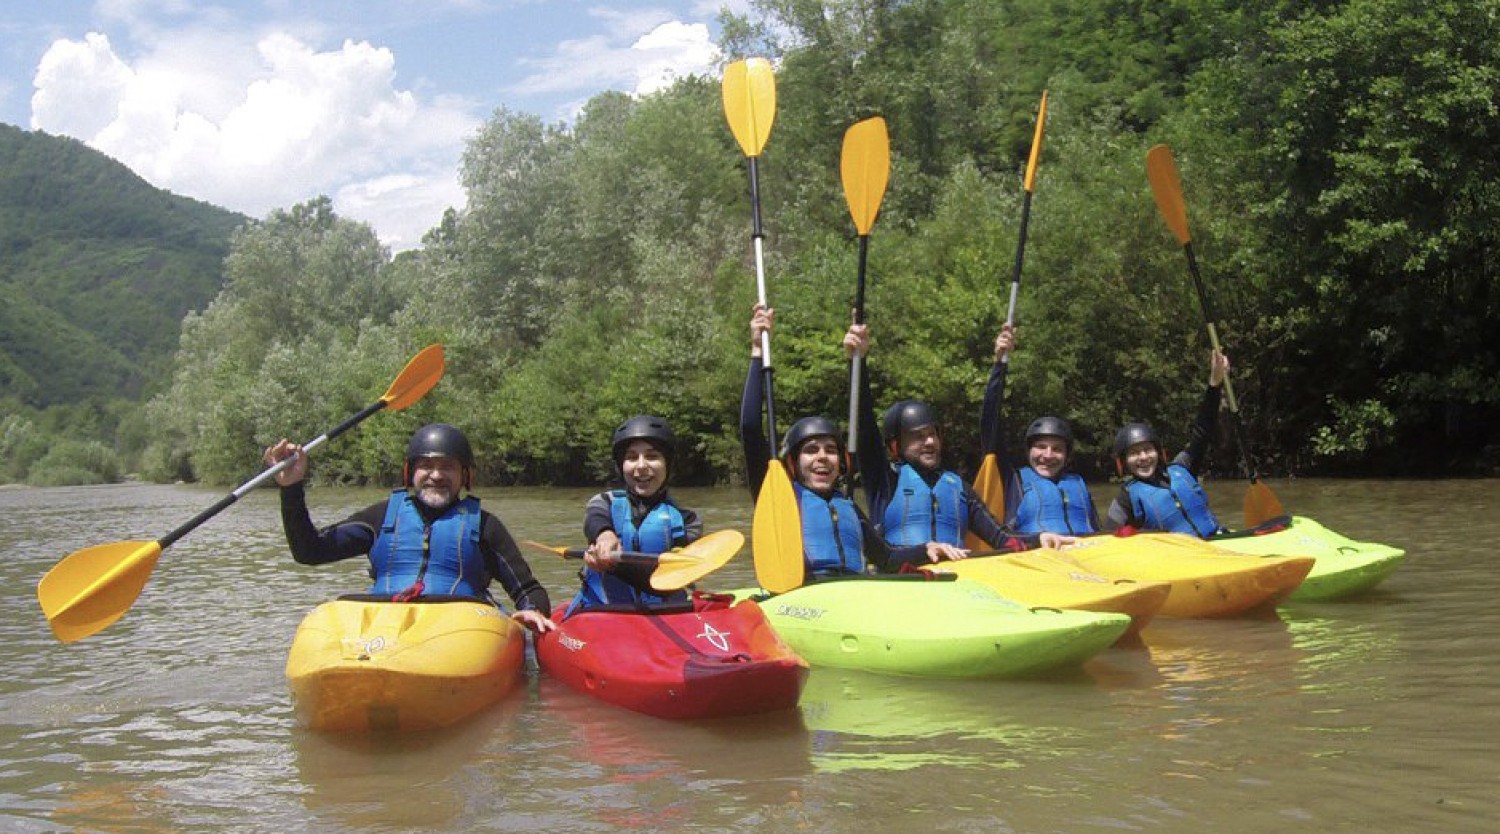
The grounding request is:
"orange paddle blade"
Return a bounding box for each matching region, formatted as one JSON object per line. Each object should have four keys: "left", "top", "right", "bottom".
{"left": 965, "top": 453, "right": 1006, "bottom": 551}
{"left": 1146, "top": 144, "right": 1191, "bottom": 245}
{"left": 1244, "top": 480, "right": 1286, "bottom": 528}
{"left": 1022, "top": 90, "right": 1049, "bottom": 193}
{"left": 381, "top": 344, "right": 445, "bottom": 410}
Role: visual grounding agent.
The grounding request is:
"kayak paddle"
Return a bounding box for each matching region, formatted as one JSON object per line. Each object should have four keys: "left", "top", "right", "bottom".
{"left": 524, "top": 530, "right": 745, "bottom": 591}
{"left": 971, "top": 90, "right": 1049, "bottom": 547}
{"left": 37, "top": 344, "right": 446, "bottom": 644}
{"left": 1145, "top": 144, "right": 1285, "bottom": 527}
{"left": 839, "top": 116, "right": 891, "bottom": 454}
{"left": 722, "top": 57, "right": 803, "bottom": 593}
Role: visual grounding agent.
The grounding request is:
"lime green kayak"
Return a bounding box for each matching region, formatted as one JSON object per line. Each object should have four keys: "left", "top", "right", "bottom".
{"left": 1207, "top": 516, "right": 1405, "bottom": 601}
{"left": 730, "top": 576, "right": 1129, "bottom": 678}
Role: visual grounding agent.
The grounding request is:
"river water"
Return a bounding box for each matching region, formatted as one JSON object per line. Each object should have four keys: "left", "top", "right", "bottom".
{"left": 1, "top": 479, "right": 1495, "bottom": 833}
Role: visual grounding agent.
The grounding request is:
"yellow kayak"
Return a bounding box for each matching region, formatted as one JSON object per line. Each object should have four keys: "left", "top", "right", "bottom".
{"left": 920, "top": 552, "right": 1171, "bottom": 637}
{"left": 285, "top": 598, "right": 525, "bottom": 732}
{"left": 1056, "top": 534, "right": 1314, "bottom": 618}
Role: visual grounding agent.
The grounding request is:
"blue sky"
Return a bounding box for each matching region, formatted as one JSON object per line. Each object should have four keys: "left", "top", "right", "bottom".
{"left": 0, "top": 1, "right": 755, "bottom": 249}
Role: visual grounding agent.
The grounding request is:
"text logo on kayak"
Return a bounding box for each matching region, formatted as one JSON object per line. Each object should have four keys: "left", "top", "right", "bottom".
{"left": 557, "top": 634, "right": 586, "bottom": 652}
{"left": 774, "top": 604, "right": 826, "bottom": 621}
{"left": 697, "top": 623, "right": 731, "bottom": 652}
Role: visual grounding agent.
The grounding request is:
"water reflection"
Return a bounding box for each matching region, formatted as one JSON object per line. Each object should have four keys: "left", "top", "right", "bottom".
{"left": 798, "top": 669, "right": 1094, "bottom": 773}
{"left": 292, "top": 690, "right": 526, "bottom": 830}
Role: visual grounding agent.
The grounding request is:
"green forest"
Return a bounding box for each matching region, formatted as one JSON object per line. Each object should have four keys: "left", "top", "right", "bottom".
{"left": 0, "top": 123, "right": 245, "bottom": 485}
{"left": 4, "top": 0, "right": 1498, "bottom": 489}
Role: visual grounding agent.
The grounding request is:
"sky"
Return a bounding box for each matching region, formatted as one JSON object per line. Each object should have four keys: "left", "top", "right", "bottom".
{"left": 0, "top": 1, "right": 756, "bottom": 251}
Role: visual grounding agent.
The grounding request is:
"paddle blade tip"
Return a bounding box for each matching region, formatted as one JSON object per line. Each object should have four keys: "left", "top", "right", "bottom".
{"left": 382, "top": 344, "right": 446, "bottom": 411}
{"left": 752, "top": 462, "right": 805, "bottom": 593}
{"left": 722, "top": 58, "right": 777, "bottom": 156}
{"left": 38, "top": 541, "right": 162, "bottom": 643}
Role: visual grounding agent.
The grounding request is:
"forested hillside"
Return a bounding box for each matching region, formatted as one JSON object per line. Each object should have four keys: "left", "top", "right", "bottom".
{"left": 0, "top": 123, "right": 246, "bottom": 484}
{"left": 20, "top": 0, "right": 1500, "bottom": 488}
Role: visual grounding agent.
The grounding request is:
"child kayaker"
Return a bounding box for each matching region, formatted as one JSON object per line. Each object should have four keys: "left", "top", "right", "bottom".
{"left": 1106, "top": 351, "right": 1231, "bottom": 536}
{"left": 570, "top": 415, "right": 703, "bottom": 611}
{"left": 980, "top": 325, "right": 1101, "bottom": 535}
{"left": 846, "top": 321, "right": 1072, "bottom": 556}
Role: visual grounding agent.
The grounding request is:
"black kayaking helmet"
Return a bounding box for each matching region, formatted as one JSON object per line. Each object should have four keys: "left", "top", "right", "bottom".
{"left": 405, "top": 423, "right": 475, "bottom": 488}
{"left": 1025, "top": 415, "right": 1074, "bottom": 453}
{"left": 611, "top": 414, "right": 676, "bottom": 475}
{"left": 780, "top": 416, "right": 845, "bottom": 479}
{"left": 882, "top": 399, "right": 941, "bottom": 456}
{"left": 1113, "top": 421, "right": 1163, "bottom": 477}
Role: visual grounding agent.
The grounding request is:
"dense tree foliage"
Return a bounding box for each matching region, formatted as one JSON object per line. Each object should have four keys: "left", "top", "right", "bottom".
{"left": 9, "top": 0, "right": 1498, "bottom": 487}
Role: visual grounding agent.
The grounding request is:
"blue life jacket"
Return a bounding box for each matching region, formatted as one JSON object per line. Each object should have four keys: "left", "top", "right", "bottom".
{"left": 1123, "top": 464, "right": 1223, "bottom": 536}
{"left": 880, "top": 464, "right": 969, "bottom": 547}
{"left": 572, "top": 490, "right": 686, "bottom": 611}
{"left": 1013, "top": 468, "right": 1097, "bottom": 534}
{"left": 368, "top": 490, "right": 487, "bottom": 598}
{"left": 796, "top": 483, "right": 866, "bottom": 577}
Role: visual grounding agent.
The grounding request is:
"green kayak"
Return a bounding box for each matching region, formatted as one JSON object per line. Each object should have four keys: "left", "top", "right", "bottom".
{"left": 730, "top": 576, "right": 1129, "bottom": 678}
{"left": 1208, "top": 516, "right": 1405, "bottom": 601}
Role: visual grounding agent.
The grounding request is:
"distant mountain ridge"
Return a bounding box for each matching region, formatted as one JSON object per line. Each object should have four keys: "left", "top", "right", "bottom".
{"left": 0, "top": 122, "right": 247, "bottom": 405}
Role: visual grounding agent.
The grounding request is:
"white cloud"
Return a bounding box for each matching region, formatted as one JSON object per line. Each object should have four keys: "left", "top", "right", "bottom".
{"left": 30, "top": 30, "right": 475, "bottom": 251}
{"left": 509, "top": 14, "right": 721, "bottom": 116}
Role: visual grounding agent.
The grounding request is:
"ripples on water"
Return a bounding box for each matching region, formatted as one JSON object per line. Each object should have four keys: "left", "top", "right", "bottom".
{"left": 1, "top": 480, "right": 1497, "bottom": 832}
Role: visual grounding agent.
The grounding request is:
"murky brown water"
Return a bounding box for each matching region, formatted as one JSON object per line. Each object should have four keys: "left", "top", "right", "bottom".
{"left": 1, "top": 479, "right": 1496, "bottom": 832}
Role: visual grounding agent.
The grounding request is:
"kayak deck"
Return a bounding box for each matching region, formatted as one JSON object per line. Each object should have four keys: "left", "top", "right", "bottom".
{"left": 921, "top": 552, "right": 1171, "bottom": 638}
{"left": 536, "top": 597, "right": 808, "bottom": 720}
{"left": 285, "top": 598, "right": 525, "bottom": 733}
{"left": 1058, "top": 534, "right": 1315, "bottom": 618}
{"left": 1208, "top": 516, "right": 1406, "bottom": 601}
{"left": 732, "top": 576, "right": 1129, "bottom": 678}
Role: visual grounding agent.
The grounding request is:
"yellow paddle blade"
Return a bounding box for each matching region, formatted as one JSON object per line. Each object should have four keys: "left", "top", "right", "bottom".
{"left": 752, "top": 460, "right": 804, "bottom": 593}
{"left": 381, "top": 344, "right": 445, "bottom": 410}
{"left": 650, "top": 530, "right": 745, "bottom": 591}
{"left": 37, "top": 541, "right": 162, "bottom": 643}
{"left": 840, "top": 116, "right": 890, "bottom": 236}
{"left": 1023, "top": 90, "right": 1049, "bottom": 193}
{"left": 722, "top": 58, "right": 776, "bottom": 157}
{"left": 1145, "top": 144, "right": 1192, "bottom": 246}
{"left": 521, "top": 540, "right": 567, "bottom": 558}
{"left": 1244, "top": 480, "right": 1286, "bottom": 528}
{"left": 965, "top": 453, "right": 1006, "bottom": 551}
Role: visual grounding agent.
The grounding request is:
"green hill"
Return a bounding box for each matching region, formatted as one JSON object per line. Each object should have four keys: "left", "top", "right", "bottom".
{"left": 0, "top": 123, "right": 247, "bottom": 405}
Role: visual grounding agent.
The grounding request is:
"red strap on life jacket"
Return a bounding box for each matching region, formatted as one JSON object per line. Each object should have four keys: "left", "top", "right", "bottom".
{"left": 392, "top": 580, "right": 425, "bottom": 602}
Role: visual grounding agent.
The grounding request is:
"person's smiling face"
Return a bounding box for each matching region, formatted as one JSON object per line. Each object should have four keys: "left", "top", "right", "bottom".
{"left": 620, "top": 440, "right": 668, "bottom": 498}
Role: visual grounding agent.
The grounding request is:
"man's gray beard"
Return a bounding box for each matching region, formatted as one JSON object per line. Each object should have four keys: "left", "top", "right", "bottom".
{"left": 414, "top": 486, "right": 456, "bottom": 510}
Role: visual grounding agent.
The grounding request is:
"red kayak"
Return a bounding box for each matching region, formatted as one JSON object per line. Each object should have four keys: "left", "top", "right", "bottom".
{"left": 536, "top": 594, "right": 808, "bottom": 719}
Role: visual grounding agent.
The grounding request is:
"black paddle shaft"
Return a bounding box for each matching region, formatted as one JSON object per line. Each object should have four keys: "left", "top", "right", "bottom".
{"left": 1182, "top": 242, "right": 1258, "bottom": 481}
{"left": 157, "top": 398, "right": 391, "bottom": 550}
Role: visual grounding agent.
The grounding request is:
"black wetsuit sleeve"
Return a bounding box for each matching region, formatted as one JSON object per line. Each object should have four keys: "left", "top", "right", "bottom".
{"left": 279, "top": 483, "right": 380, "bottom": 565}
{"left": 1106, "top": 485, "right": 1137, "bottom": 531}
{"left": 979, "top": 360, "right": 1010, "bottom": 455}
{"left": 677, "top": 505, "right": 703, "bottom": 545}
{"left": 1176, "top": 384, "right": 1223, "bottom": 474}
{"left": 855, "top": 361, "right": 894, "bottom": 520}
{"left": 583, "top": 491, "right": 615, "bottom": 543}
{"left": 481, "top": 512, "right": 552, "bottom": 616}
{"left": 741, "top": 357, "right": 771, "bottom": 500}
{"left": 964, "top": 484, "right": 1022, "bottom": 549}
{"left": 857, "top": 505, "right": 924, "bottom": 572}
